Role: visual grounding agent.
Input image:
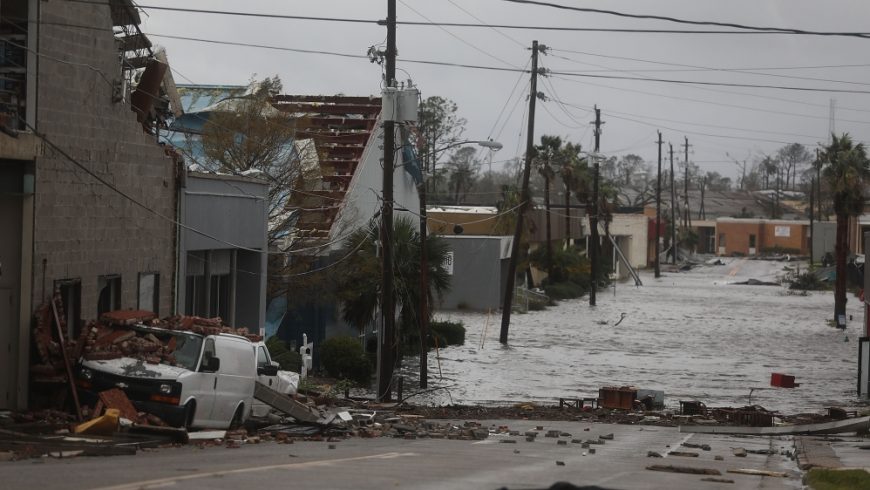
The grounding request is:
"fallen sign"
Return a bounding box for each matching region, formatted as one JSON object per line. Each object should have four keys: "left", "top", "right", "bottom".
{"left": 680, "top": 416, "right": 870, "bottom": 435}
{"left": 253, "top": 382, "right": 320, "bottom": 424}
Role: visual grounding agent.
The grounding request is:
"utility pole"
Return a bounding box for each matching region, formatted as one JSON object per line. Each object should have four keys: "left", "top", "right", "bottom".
{"left": 682, "top": 136, "right": 691, "bottom": 230}
{"left": 417, "top": 94, "right": 429, "bottom": 389}
{"left": 669, "top": 143, "right": 676, "bottom": 264}
{"left": 589, "top": 105, "right": 603, "bottom": 307}
{"left": 809, "top": 175, "right": 815, "bottom": 266}
{"left": 500, "top": 40, "right": 543, "bottom": 344}
{"left": 655, "top": 131, "right": 662, "bottom": 278}
{"left": 817, "top": 149, "right": 822, "bottom": 220}
{"left": 377, "top": 0, "right": 396, "bottom": 402}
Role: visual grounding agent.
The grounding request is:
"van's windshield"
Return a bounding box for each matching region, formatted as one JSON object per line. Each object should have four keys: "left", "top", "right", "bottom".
{"left": 128, "top": 325, "right": 203, "bottom": 371}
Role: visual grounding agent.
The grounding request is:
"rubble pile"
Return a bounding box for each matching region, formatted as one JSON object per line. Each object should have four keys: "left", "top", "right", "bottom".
{"left": 31, "top": 302, "right": 262, "bottom": 374}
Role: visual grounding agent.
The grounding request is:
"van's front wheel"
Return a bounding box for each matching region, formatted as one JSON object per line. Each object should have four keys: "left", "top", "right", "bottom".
{"left": 183, "top": 401, "right": 196, "bottom": 430}
{"left": 229, "top": 405, "right": 244, "bottom": 430}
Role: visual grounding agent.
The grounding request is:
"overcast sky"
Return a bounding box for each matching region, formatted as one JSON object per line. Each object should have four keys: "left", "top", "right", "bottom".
{"left": 141, "top": 0, "right": 870, "bottom": 181}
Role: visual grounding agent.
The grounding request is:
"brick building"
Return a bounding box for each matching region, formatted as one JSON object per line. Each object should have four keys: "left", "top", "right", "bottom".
{"left": 715, "top": 218, "right": 810, "bottom": 256}
{"left": 0, "top": 0, "right": 177, "bottom": 409}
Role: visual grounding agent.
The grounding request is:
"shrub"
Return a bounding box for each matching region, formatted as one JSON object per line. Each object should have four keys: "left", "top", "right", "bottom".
{"left": 761, "top": 246, "right": 801, "bottom": 256}
{"left": 544, "top": 281, "right": 585, "bottom": 300}
{"left": 430, "top": 320, "right": 466, "bottom": 347}
{"left": 789, "top": 271, "right": 827, "bottom": 291}
{"left": 318, "top": 336, "right": 372, "bottom": 386}
{"left": 265, "top": 336, "right": 301, "bottom": 372}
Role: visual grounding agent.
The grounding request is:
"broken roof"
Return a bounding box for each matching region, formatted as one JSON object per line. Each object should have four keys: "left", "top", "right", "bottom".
{"left": 274, "top": 95, "right": 382, "bottom": 247}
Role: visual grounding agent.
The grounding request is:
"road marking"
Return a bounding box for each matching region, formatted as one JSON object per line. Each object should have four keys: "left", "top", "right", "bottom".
{"left": 91, "top": 452, "right": 418, "bottom": 490}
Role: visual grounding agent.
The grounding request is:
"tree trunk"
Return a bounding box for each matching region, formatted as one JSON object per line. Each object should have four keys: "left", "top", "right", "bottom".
{"left": 834, "top": 211, "right": 848, "bottom": 325}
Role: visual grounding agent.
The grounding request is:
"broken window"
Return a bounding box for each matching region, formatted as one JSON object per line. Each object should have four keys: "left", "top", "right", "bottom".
{"left": 97, "top": 275, "right": 122, "bottom": 316}
{"left": 257, "top": 345, "right": 270, "bottom": 369}
{"left": 199, "top": 338, "right": 216, "bottom": 372}
{"left": 718, "top": 233, "right": 726, "bottom": 248}
{"left": 185, "top": 251, "right": 206, "bottom": 316}
{"left": 749, "top": 234, "right": 757, "bottom": 248}
{"left": 137, "top": 272, "right": 159, "bottom": 314}
{"left": 54, "top": 278, "right": 81, "bottom": 339}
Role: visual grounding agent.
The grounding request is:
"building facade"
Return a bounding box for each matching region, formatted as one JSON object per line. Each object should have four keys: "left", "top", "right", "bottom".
{"left": 0, "top": 0, "right": 177, "bottom": 409}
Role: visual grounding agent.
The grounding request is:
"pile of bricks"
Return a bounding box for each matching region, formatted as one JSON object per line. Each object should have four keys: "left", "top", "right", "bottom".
{"left": 31, "top": 299, "right": 263, "bottom": 376}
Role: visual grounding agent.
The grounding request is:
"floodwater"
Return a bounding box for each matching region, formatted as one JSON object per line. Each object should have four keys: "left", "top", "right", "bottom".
{"left": 412, "top": 258, "right": 867, "bottom": 414}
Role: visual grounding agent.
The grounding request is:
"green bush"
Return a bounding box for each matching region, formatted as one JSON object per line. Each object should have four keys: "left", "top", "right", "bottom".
{"left": 762, "top": 246, "right": 801, "bottom": 256}
{"left": 265, "top": 336, "right": 301, "bottom": 372}
{"left": 430, "top": 320, "right": 466, "bottom": 347}
{"left": 544, "top": 281, "right": 585, "bottom": 300}
{"left": 319, "top": 336, "right": 372, "bottom": 386}
{"left": 789, "top": 271, "right": 827, "bottom": 291}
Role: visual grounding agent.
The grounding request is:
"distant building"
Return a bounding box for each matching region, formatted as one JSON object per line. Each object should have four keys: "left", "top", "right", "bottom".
{"left": 177, "top": 171, "right": 269, "bottom": 335}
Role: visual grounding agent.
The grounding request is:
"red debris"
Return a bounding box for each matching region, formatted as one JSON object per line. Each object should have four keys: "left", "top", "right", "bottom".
{"left": 98, "top": 389, "right": 141, "bottom": 424}
{"left": 99, "top": 310, "right": 158, "bottom": 326}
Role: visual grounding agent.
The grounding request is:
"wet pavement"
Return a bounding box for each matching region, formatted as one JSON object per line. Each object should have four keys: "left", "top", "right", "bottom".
{"left": 0, "top": 421, "right": 803, "bottom": 490}
{"left": 423, "top": 259, "right": 866, "bottom": 414}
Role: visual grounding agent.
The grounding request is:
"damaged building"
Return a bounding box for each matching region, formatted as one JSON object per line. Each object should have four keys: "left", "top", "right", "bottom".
{"left": 0, "top": 0, "right": 180, "bottom": 409}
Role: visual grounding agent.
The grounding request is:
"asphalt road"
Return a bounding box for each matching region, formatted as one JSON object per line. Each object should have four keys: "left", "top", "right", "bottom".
{"left": 0, "top": 421, "right": 803, "bottom": 490}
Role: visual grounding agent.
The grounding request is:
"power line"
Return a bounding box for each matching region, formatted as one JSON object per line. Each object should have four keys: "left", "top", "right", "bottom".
{"left": 547, "top": 69, "right": 870, "bottom": 94}
{"left": 397, "top": 0, "right": 522, "bottom": 69}
{"left": 144, "top": 32, "right": 870, "bottom": 96}
{"left": 549, "top": 47, "right": 870, "bottom": 88}
{"left": 547, "top": 73, "right": 870, "bottom": 126}
{"left": 500, "top": 0, "right": 870, "bottom": 39}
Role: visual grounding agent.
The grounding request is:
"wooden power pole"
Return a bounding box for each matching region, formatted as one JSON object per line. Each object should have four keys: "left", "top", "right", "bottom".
{"left": 377, "top": 0, "right": 397, "bottom": 402}
{"left": 655, "top": 131, "right": 662, "bottom": 278}
{"left": 500, "top": 40, "right": 544, "bottom": 344}
{"left": 669, "top": 143, "right": 677, "bottom": 264}
{"left": 589, "top": 106, "right": 603, "bottom": 307}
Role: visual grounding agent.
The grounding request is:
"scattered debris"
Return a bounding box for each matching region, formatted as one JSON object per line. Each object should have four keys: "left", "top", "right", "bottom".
{"left": 647, "top": 451, "right": 662, "bottom": 458}
{"left": 700, "top": 477, "right": 734, "bottom": 484}
{"left": 669, "top": 451, "right": 699, "bottom": 458}
{"left": 732, "top": 448, "right": 747, "bottom": 457}
{"left": 682, "top": 442, "right": 711, "bottom": 451}
{"left": 726, "top": 468, "right": 788, "bottom": 478}
{"left": 770, "top": 373, "right": 799, "bottom": 388}
{"left": 646, "top": 465, "right": 722, "bottom": 476}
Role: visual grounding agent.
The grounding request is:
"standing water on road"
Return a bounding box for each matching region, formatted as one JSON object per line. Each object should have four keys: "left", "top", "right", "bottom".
{"left": 419, "top": 258, "right": 864, "bottom": 414}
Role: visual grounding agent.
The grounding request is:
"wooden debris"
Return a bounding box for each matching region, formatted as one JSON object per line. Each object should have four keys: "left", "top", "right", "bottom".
{"left": 701, "top": 477, "right": 735, "bottom": 483}
{"left": 646, "top": 465, "right": 722, "bottom": 475}
{"left": 733, "top": 447, "right": 747, "bottom": 457}
{"left": 727, "top": 468, "right": 788, "bottom": 478}
{"left": 669, "top": 451, "right": 700, "bottom": 457}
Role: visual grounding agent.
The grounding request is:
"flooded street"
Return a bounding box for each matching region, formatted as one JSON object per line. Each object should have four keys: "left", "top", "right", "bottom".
{"left": 423, "top": 259, "right": 865, "bottom": 414}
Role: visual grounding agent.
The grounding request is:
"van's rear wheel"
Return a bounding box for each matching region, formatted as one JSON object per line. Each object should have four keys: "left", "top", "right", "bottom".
{"left": 229, "top": 405, "right": 244, "bottom": 430}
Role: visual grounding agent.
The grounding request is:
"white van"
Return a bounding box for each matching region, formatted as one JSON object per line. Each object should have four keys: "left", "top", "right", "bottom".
{"left": 76, "top": 326, "right": 264, "bottom": 429}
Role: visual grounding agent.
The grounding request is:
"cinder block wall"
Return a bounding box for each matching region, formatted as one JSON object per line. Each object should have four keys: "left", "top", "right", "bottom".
{"left": 30, "top": 2, "right": 176, "bottom": 317}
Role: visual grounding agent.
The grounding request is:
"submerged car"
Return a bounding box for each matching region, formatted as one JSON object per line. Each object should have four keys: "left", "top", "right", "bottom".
{"left": 76, "top": 324, "right": 264, "bottom": 429}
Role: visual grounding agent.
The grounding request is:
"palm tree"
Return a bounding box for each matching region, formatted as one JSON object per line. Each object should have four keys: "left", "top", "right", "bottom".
{"left": 536, "top": 135, "right": 563, "bottom": 277}
{"left": 337, "top": 217, "right": 452, "bottom": 351}
{"left": 821, "top": 133, "right": 869, "bottom": 325}
{"left": 559, "top": 142, "right": 587, "bottom": 246}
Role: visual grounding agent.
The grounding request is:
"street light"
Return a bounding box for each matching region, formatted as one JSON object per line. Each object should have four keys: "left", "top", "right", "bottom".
{"left": 418, "top": 139, "right": 501, "bottom": 388}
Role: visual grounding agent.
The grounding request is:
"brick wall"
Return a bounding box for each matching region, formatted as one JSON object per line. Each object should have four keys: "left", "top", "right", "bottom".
{"left": 716, "top": 220, "right": 808, "bottom": 256}
{"left": 30, "top": 2, "right": 176, "bottom": 318}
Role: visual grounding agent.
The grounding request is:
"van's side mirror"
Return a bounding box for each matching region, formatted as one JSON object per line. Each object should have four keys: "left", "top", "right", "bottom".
{"left": 201, "top": 356, "right": 220, "bottom": 373}
{"left": 258, "top": 364, "right": 278, "bottom": 376}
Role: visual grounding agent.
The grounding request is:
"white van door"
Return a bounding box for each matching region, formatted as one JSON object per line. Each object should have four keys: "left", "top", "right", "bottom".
{"left": 212, "top": 337, "right": 256, "bottom": 426}
{"left": 189, "top": 337, "right": 219, "bottom": 427}
{"left": 256, "top": 344, "right": 276, "bottom": 388}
